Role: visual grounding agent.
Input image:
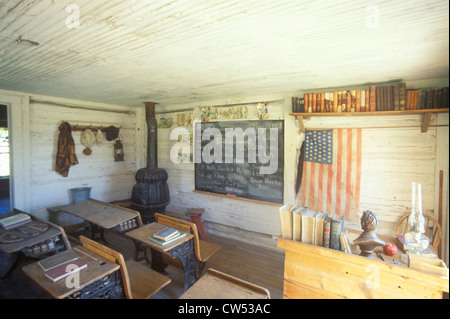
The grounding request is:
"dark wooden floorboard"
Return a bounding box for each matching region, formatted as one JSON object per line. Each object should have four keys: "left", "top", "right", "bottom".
{"left": 1, "top": 229, "right": 284, "bottom": 299}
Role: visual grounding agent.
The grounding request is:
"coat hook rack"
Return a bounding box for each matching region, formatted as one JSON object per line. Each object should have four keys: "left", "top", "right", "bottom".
{"left": 62, "top": 121, "right": 122, "bottom": 132}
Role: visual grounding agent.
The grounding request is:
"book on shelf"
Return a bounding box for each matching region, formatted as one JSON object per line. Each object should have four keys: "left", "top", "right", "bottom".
{"left": 38, "top": 249, "right": 80, "bottom": 272}
{"left": 148, "top": 230, "right": 186, "bottom": 246}
{"left": 355, "top": 89, "right": 361, "bottom": 112}
{"left": 292, "top": 206, "right": 307, "bottom": 241}
{"left": 418, "top": 89, "right": 426, "bottom": 109}
{"left": 279, "top": 204, "right": 293, "bottom": 239}
{"left": 322, "top": 214, "right": 334, "bottom": 248}
{"left": 393, "top": 83, "right": 400, "bottom": 110}
{"left": 44, "top": 258, "right": 87, "bottom": 282}
{"left": 314, "top": 211, "right": 328, "bottom": 247}
{"left": 399, "top": 82, "right": 406, "bottom": 110}
{"left": 330, "top": 214, "right": 345, "bottom": 251}
{"left": 369, "top": 85, "right": 376, "bottom": 111}
{"left": 0, "top": 213, "right": 31, "bottom": 230}
{"left": 301, "top": 209, "right": 317, "bottom": 245}
{"left": 153, "top": 226, "right": 180, "bottom": 241}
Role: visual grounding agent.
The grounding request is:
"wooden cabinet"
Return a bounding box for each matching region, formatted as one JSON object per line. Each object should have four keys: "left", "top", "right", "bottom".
{"left": 277, "top": 238, "right": 449, "bottom": 299}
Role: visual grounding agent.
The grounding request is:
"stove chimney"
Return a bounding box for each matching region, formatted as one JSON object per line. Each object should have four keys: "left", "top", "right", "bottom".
{"left": 131, "top": 102, "right": 170, "bottom": 223}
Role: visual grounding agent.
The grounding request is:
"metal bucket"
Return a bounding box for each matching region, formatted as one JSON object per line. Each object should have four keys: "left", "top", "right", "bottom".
{"left": 70, "top": 187, "right": 91, "bottom": 203}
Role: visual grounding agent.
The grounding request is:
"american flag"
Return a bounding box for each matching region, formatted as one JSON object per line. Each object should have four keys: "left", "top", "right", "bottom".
{"left": 300, "top": 128, "right": 362, "bottom": 221}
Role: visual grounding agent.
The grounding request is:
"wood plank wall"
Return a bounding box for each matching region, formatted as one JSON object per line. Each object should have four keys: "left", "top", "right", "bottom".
{"left": 27, "top": 96, "right": 145, "bottom": 218}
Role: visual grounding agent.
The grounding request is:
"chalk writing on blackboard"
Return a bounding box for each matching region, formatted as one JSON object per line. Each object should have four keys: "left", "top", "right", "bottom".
{"left": 194, "top": 120, "right": 284, "bottom": 204}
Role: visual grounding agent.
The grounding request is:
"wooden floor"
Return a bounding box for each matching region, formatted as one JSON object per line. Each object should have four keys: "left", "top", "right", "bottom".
{"left": 0, "top": 229, "right": 285, "bottom": 299}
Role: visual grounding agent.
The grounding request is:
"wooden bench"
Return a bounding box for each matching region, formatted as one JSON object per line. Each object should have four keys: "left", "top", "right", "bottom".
{"left": 154, "top": 213, "right": 221, "bottom": 278}
{"left": 79, "top": 235, "right": 171, "bottom": 299}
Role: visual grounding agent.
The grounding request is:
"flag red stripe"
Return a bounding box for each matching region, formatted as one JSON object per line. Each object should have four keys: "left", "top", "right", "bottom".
{"left": 355, "top": 128, "right": 362, "bottom": 213}
{"left": 335, "top": 129, "right": 342, "bottom": 216}
{"left": 317, "top": 163, "right": 324, "bottom": 210}
{"left": 345, "top": 129, "right": 353, "bottom": 219}
{"left": 308, "top": 162, "right": 315, "bottom": 209}
{"left": 326, "top": 164, "right": 333, "bottom": 213}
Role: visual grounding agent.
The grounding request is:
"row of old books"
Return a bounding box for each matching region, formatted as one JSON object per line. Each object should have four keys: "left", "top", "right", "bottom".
{"left": 279, "top": 204, "right": 345, "bottom": 251}
{"left": 292, "top": 84, "right": 449, "bottom": 113}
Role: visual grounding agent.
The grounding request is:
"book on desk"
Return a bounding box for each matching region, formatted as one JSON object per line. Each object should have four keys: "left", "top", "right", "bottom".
{"left": 38, "top": 249, "right": 87, "bottom": 282}
{"left": 0, "top": 213, "right": 31, "bottom": 230}
{"left": 148, "top": 227, "right": 187, "bottom": 246}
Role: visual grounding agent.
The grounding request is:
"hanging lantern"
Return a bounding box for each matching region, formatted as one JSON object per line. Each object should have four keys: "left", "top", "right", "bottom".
{"left": 114, "top": 139, "right": 124, "bottom": 161}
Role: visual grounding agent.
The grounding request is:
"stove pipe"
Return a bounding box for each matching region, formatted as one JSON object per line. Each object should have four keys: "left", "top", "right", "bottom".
{"left": 131, "top": 102, "right": 170, "bottom": 223}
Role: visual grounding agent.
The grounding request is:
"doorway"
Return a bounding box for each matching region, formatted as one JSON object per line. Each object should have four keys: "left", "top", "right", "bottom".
{"left": 0, "top": 104, "right": 10, "bottom": 214}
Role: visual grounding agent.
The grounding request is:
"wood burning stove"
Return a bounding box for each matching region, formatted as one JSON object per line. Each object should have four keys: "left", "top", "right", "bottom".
{"left": 131, "top": 102, "right": 170, "bottom": 224}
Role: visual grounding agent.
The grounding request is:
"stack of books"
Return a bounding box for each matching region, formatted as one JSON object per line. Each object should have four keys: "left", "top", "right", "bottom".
{"left": 38, "top": 250, "right": 87, "bottom": 282}
{"left": 148, "top": 226, "right": 186, "bottom": 246}
{"left": 279, "top": 204, "right": 346, "bottom": 252}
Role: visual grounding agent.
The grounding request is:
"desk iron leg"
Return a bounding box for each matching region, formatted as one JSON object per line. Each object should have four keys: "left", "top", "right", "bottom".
{"left": 171, "top": 239, "right": 197, "bottom": 291}
{"left": 132, "top": 240, "right": 151, "bottom": 264}
{"left": 89, "top": 223, "right": 107, "bottom": 243}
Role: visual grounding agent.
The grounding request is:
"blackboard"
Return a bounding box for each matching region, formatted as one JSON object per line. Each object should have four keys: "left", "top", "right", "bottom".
{"left": 194, "top": 120, "right": 284, "bottom": 204}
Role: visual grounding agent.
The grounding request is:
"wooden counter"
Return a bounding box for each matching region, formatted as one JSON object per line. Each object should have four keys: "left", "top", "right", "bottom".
{"left": 277, "top": 238, "right": 449, "bottom": 299}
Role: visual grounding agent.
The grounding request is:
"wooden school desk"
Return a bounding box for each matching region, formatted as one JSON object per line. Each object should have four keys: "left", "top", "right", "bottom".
{"left": 180, "top": 268, "right": 270, "bottom": 299}
{"left": 22, "top": 245, "right": 122, "bottom": 299}
{"left": 0, "top": 209, "right": 71, "bottom": 278}
{"left": 48, "top": 198, "right": 142, "bottom": 241}
{"left": 125, "top": 222, "right": 196, "bottom": 291}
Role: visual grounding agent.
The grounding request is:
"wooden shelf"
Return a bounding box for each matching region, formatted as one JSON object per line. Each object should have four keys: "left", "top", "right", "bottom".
{"left": 290, "top": 108, "right": 449, "bottom": 133}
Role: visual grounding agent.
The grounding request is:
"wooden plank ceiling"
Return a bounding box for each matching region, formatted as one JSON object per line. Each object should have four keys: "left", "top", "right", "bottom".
{"left": 0, "top": 0, "right": 448, "bottom": 107}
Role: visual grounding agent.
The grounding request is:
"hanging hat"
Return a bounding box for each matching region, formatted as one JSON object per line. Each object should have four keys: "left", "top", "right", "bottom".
{"left": 81, "top": 129, "right": 95, "bottom": 156}
{"left": 81, "top": 129, "right": 95, "bottom": 147}
{"left": 96, "top": 129, "right": 104, "bottom": 145}
{"left": 106, "top": 126, "right": 119, "bottom": 141}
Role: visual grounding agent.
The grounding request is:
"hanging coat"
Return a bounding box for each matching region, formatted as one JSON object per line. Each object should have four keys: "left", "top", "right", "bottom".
{"left": 55, "top": 122, "right": 79, "bottom": 177}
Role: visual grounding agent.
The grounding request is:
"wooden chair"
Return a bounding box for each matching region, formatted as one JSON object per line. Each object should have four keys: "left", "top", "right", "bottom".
{"left": 79, "top": 235, "right": 171, "bottom": 299}
{"left": 395, "top": 213, "right": 442, "bottom": 254}
{"left": 154, "top": 213, "right": 221, "bottom": 278}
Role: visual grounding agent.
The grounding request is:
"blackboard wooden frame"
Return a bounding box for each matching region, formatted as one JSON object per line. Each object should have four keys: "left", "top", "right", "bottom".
{"left": 194, "top": 120, "right": 284, "bottom": 205}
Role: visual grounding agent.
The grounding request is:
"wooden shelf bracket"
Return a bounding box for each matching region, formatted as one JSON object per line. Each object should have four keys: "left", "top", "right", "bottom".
{"left": 421, "top": 112, "right": 432, "bottom": 133}
{"left": 296, "top": 115, "right": 305, "bottom": 134}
